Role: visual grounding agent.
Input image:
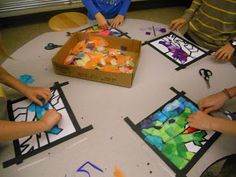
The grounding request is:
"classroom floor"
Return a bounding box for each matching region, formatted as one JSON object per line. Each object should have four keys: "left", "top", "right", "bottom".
{"left": 0, "top": 6, "right": 186, "bottom": 64}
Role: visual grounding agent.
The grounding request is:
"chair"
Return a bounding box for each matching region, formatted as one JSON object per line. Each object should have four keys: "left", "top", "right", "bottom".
{"left": 48, "top": 12, "right": 88, "bottom": 31}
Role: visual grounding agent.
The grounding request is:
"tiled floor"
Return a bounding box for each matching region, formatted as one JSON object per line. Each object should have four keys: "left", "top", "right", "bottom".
{"left": 0, "top": 6, "right": 186, "bottom": 64}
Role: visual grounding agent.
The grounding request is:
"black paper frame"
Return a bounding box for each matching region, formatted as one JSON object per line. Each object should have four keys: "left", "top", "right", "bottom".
{"left": 79, "top": 24, "right": 131, "bottom": 38}
{"left": 144, "top": 32, "right": 211, "bottom": 70}
{"left": 3, "top": 82, "right": 93, "bottom": 168}
{"left": 124, "top": 87, "right": 220, "bottom": 177}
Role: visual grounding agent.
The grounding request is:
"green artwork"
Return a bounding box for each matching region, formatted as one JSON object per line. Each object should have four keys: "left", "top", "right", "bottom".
{"left": 125, "top": 89, "right": 220, "bottom": 176}
{"left": 140, "top": 97, "right": 204, "bottom": 169}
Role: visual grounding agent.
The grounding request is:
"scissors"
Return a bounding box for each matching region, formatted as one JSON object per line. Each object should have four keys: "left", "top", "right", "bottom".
{"left": 44, "top": 43, "right": 62, "bottom": 50}
{"left": 199, "top": 68, "right": 213, "bottom": 89}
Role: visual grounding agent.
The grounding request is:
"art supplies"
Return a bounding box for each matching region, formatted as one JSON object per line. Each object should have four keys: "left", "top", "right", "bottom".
{"left": 52, "top": 32, "right": 141, "bottom": 87}
{"left": 64, "top": 36, "right": 135, "bottom": 74}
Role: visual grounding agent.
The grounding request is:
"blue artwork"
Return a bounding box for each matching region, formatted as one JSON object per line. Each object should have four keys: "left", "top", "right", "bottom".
{"left": 28, "top": 102, "right": 63, "bottom": 135}
{"left": 3, "top": 82, "right": 93, "bottom": 168}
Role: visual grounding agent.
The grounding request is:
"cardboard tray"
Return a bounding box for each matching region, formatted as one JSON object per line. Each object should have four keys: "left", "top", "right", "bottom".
{"left": 52, "top": 32, "right": 141, "bottom": 87}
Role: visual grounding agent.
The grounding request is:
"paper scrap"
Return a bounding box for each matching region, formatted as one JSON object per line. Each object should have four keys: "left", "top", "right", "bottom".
{"left": 114, "top": 165, "right": 126, "bottom": 177}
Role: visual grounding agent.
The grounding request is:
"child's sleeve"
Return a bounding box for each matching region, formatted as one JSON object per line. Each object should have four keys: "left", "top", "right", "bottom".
{"left": 119, "top": 0, "right": 131, "bottom": 16}
{"left": 183, "top": 0, "right": 202, "bottom": 22}
{"left": 82, "top": 0, "right": 100, "bottom": 18}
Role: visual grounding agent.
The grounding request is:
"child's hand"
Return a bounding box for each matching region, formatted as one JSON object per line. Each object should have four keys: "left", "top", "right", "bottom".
{"left": 198, "top": 92, "right": 228, "bottom": 113}
{"left": 95, "top": 12, "right": 109, "bottom": 29}
{"left": 40, "top": 109, "right": 62, "bottom": 130}
{"left": 213, "top": 43, "right": 235, "bottom": 62}
{"left": 188, "top": 111, "right": 213, "bottom": 130}
{"left": 111, "top": 14, "right": 124, "bottom": 28}
{"left": 23, "top": 86, "right": 51, "bottom": 106}
{"left": 169, "top": 17, "right": 187, "bottom": 31}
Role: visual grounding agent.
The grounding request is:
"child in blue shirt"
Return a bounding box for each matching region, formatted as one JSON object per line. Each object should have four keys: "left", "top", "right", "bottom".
{"left": 82, "top": 0, "right": 131, "bottom": 29}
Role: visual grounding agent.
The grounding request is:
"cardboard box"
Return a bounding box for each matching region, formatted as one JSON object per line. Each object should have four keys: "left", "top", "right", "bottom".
{"left": 52, "top": 32, "right": 141, "bottom": 87}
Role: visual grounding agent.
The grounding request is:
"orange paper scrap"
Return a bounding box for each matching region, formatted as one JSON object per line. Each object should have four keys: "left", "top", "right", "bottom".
{"left": 114, "top": 165, "right": 126, "bottom": 177}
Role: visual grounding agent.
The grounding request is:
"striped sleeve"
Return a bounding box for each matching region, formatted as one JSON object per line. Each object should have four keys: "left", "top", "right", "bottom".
{"left": 187, "top": 0, "right": 236, "bottom": 50}
{"left": 183, "top": 0, "right": 202, "bottom": 21}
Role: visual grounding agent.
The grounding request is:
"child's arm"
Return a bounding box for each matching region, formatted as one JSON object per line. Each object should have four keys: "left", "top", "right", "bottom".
{"left": 182, "top": 0, "right": 202, "bottom": 21}
{"left": 82, "top": 0, "right": 99, "bottom": 19}
{"left": 95, "top": 12, "right": 109, "bottom": 29}
{"left": 0, "top": 109, "right": 62, "bottom": 142}
{"left": 169, "top": 0, "right": 202, "bottom": 31}
{"left": 118, "top": 0, "right": 131, "bottom": 17}
{"left": 226, "top": 86, "right": 236, "bottom": 98}
{"left": 111, "top": 0, "right": 131, "bottom": 28}
{"left": 188, "top": 86, "right": 236, "bottom": 136}
{"left": 188, "top": 111, "right": 236, "bottom": 136}
{"left": 0, "top": 66, "right": 50, "bottom": 106}
{"left": 82, "top": 0, "right": 109, "bottom": 28}
{"left": 198, "top": 86, "right": 236, "bottom": 113}
{"left": 213, "top": 42, "right": 236, "bottom": 62}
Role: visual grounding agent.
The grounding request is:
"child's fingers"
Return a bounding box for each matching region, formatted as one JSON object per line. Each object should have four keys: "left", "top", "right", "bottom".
{"left": 32, "top": 97, "right": 43, "bottom": 106}
{"left": 169, "top": 23, "right": 176, "bottom": 30}
{"left": 112, "top": 21, "right": 120, "bottom": 28}
{"left": 43, "top": 92, "right": 51, "bottom": 103}
{"left": 102, "top": 23, "right": 109, "bottom": 29}
{"left": 214, "top": 51, "right": 226, "bottom": 61}
{"left": 170, "top": 23, "right": 180, "bottom": 31}
{"left": 226, "top": 53, "right": 232, "bottom": 61}
{"left": 203, "top": 107, "right": 215, "bottom": 114}
{"left": 176, "top": 24, "right": 184, "bottom": 31}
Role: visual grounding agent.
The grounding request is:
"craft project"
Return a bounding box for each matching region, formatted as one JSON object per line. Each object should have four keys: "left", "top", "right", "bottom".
{"left": 79, "top": 24, "right": 130, "bottom": 38}
{"left": 146, "top": 32, "right": 210, "bottom": 70}
{"left": 3, "top": 82, "right": 93, "bottom": 168}
{"left": 125, "top": 87, "right": 220, "bottom": 177}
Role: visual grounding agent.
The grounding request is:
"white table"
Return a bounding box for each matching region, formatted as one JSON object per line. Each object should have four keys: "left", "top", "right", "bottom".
{"left": 0, "top": 19, "right": 236, "bottom": 177}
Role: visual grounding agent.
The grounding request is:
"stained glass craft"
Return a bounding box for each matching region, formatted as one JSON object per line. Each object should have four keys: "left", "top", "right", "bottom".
{"left": 3, "top": 82, "right": 93, "bottom": 168}
{"left": 146, "top": 32, "right": 210, "bottom": 70}
{"left": 79, "top": 24, "right": 130, "bottom": 38}
{"left": 125, "top": 88, "right": 220, "bottom": 176}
